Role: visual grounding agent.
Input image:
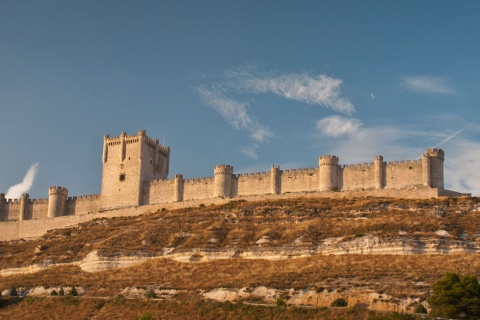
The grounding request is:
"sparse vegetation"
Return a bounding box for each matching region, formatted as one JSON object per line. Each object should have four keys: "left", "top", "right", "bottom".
{"left": 331, "top": 298, "right": 348, "bottom": 307}
{"left": 0, "top": 196, "right": 480, "bottom": 318}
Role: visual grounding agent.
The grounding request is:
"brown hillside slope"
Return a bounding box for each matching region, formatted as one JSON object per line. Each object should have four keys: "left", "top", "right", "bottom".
{"left": 1, "top": 196, "right": 480, "bottom": 318}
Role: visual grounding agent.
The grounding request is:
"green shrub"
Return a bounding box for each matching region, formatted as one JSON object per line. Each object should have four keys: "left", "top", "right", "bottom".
{"left": 9, "top": 287, "right": 18, "bottom": 297}
{"left": 68, "top": 286, "right": 78, "bottom": 296}
{"left": 145, "top": 289, "right": 157, "bottom": 299}
{"left": 50, "top": 289, "right": 58, "bottom": 296}
{"left": 331, "top": 298, "right": 348, "bottom": 307}
{"left": 275, "top": 297, "right": 286, "bottom": 307}
{"left": 414, "top": 304, "right": 427, "bottom": 314}
{"left": 136, "top": 312, "right": 153, "bottom": 320}
{"left": 59, "top": 287, "right": 65, "bottom": 296}
{"left": 427, "top": 272, "right": 480, "bottom": 319}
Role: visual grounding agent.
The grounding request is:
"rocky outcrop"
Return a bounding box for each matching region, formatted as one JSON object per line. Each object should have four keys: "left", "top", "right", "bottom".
{"left": 2, "top": 235, "right": 479, "bottom": 277}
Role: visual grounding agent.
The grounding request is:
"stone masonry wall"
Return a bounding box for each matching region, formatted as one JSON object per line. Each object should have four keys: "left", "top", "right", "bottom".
{"left": 236, "top": 172, "right": 271, "bottom": 196}
{"left": 341, "top": 164, "right": 376, "bottom": 191}
{"left": 143, "top": 179, "right": 175, "bottom": 205}
{"left": 281, "top": 168, "right": 319, "bottom": 193}
{"left": 183, "top": 177, "right": 215, "bottom": 201}
{"left": 65, "top": 195, "right": 101, "bottom": 216}
{"left": 385, "top": 160, "right": 423, "bottom": 189}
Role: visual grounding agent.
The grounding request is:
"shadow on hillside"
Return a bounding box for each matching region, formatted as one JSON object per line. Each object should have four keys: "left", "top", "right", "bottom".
{"left": 0, "top": 296, "right": 23, "bottom": 309}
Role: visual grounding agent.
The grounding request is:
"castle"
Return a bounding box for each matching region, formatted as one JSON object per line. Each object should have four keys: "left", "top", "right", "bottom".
{"left": 0, "top": 130, "right": 465, "bottom": 228}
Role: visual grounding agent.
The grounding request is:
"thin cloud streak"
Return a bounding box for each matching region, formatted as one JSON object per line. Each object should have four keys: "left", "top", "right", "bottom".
{"left": 246, "top": 74, "right": 355, "bottom": 114}
{"left": 400, "top": 75, "right": 455, "bottom": 94}
{"left": 434, "top": 126, "right": 468, "bottom": 148}
{"left": 5, "top": 163, "right": 39, "bottom": 199}
{"left": 198, "top": 87, "right": 273, "bottom": 143}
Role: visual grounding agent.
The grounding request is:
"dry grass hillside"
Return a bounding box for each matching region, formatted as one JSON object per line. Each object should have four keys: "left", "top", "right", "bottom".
{"left": 1, "top": 196, "right": 480, "bottom": 319}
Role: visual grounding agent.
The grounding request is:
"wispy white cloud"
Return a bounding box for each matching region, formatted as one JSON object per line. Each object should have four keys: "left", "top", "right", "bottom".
{"left": 198, "top": 67, "right": 354, "bottom": 159}
{"left": 370, "top": 93, "right": 376, "bottom": 100}
{"left": 316, "top": 115, "right": 362, "bottom": 138}
{"left": 245, "top": 73, "right": 355, "bottom": 114}
{"left": 5, "top": 163, "right": 39, "bottom": 199}
{"left": 400, "top": 75, "right": 455, "bottom": 94}
{"left": 198, "top": 87, "right": 273, "bottom": 143}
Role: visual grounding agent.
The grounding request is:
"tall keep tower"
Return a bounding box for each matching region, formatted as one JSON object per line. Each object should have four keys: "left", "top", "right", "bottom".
{"left": 101, "top": 130, "right": 170, "bottom": 208}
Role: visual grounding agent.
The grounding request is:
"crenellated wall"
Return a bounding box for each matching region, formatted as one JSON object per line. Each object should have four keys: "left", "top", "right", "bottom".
{"left": 0, "top": 130, "right": 455, "bottom": 239}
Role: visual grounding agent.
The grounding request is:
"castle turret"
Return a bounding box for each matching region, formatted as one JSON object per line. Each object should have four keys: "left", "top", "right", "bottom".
{"left": 48, "top": 186, "right": 68, "bottom": 217}
{"left": 270, "top": 165, "right": 281, "bottom": 195}
{"left": 425, "top": 148, "right": 444, "bottom": 188}
{"left": 214, "top": 165, "right": 234, "bottom": 197}
{"left": 0, "top": 193, "right": 5, "bottom": 220}
{"left": 421, "top": 152, "right": 431, "bottom": 187}
{"left": 319, "top": 155, "right": 339, "bottom": 191}
{"left": 19, "top": 193, "right": 29, "bottom": 221}
{"left": 374, "top": 156, "right": 385, "bottom": 189}
{"left": 174, "top": 174, "right": 184, "bottom": 201}
{"left": 102, "top": 134, "right": 109, "bottom": 163}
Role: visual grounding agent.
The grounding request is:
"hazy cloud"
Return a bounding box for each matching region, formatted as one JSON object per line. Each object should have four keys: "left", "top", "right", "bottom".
{"left": 445, "top": 139, "right": 480, "bottom": 195}
{"left": 5, "top": 163, "right": 39, "bottom": 199}
{"left": 316, "top": 115, "right": 362, "bottom": 138}
{"left": 400, "top": 75, "right": 455, "bottom": 94}
{"left": 240, "top": 144, "right": 259, "bottom": 160}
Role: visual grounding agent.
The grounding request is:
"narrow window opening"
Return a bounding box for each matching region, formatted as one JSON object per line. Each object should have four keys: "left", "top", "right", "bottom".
{"left": 119, "top": 174, "right": 126, "bottom": 181}
{"left": 150, "top": 159, "right": 153, "bottom": 165}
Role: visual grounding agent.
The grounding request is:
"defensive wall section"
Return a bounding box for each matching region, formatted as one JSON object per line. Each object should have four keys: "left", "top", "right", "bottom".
{"left": 0, "top": 130, "right": 466, "bottom": 241}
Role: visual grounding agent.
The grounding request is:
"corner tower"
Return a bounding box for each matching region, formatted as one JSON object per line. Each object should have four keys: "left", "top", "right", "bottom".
{"left": 101, "top": 130, "right": 170, "bottom": 208}
{"left": 424, "top": 148, "right": 444, "bottom": 188}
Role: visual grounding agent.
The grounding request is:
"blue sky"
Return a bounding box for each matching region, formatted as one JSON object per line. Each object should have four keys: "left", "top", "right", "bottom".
{"left": 1, "top": 1, "right": 480, "bottom": 198}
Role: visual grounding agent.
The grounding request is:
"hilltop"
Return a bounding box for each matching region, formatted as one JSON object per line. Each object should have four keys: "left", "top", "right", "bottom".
{"left": 1, "top": 196, "right": 480, "bottom": 319}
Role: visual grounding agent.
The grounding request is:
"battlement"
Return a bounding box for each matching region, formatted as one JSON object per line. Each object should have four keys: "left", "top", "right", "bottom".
{"left": 425, "top": 148, "right": 445, "bottom": 160}
{"left": 342, "top": 162, "right": 374, "bottom": 169}
{"left": 48, "top": 186, "right": 68, "bottom": 196}
{"left": 66, "top": 194, "right": 100, "bottom": 201}
{"left": 387, "top": 160, "right": 421, "bottom": 167}
{"left": 283, "top": 167, "right": 316, "bottom": 174}
{"left": 214, "top": 164, "right": 234, "bottom": 174}
{"left": 30, "top": 198, "right": 48, "bottom": 204}
{"left": 320, "top": 155, "right": 339, "bottom": 165}
{"left": 186, "top": 177, "right": 214, "bottom": 183}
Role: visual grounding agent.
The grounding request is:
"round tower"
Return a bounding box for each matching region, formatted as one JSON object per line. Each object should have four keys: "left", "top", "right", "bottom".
{"left": 374, "top": 156, "right": 385, "bottom": 189}
{"left": 19, "top": 193, "right": 29, "bottom": 221}
{"left": 47, "top": 186, "right": 68, "bottom": 217}
{"left": 421, "top": 152, "right": 431, "bottom": 187}
{"left": 319, "top": 155, "right": 339, "bottom": 192}
{"left": 214, "top": 165, "right": 234, "bottom": 197}
{"left": 426, "top": 148, "right": 444, "bottom": 188}
{"left": 174, "top": 174, "right": 184, "bottom": 202}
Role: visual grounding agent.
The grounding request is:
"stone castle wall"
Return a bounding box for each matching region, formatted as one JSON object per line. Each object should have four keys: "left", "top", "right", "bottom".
{"left": 0, "top": 130, "right": 459, "bottom": 241}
